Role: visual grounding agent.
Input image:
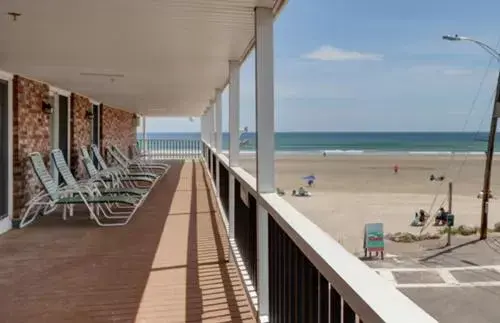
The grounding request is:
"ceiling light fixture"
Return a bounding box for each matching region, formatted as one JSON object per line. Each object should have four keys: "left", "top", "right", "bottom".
{"left": 80, "top": 72, "right": 125, "bottom": 78}
{"left": 7, "top": 12, "right": 21, "bottom": 21}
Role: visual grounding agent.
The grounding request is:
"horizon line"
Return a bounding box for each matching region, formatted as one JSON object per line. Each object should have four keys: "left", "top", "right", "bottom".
{"left": 138, "top": 130, "right": 490, "bottom": 133}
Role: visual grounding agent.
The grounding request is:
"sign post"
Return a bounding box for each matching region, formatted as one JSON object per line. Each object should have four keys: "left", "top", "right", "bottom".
{"left": 364, "top": 223, "right": 385, "bottom": 260}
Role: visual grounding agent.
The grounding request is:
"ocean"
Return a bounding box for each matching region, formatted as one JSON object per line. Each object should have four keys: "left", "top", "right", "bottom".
{"left": 139, "top": 132, "right": 494, "bottom": 155}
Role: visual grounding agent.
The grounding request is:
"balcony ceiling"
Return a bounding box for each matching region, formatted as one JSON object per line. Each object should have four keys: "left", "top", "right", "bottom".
{"left": 0, "top": 0, "right": 284, "bottom": 116}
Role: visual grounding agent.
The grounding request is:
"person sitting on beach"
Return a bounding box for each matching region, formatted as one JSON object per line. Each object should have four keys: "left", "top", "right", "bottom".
{"left": 292, "top": 187, "right": 311, "bottom": 197}
{"left": 418, "top": 209, "right": 427, "bottom": 223}
{"left": 411, "top": 209, "right": 428, "bottom": 226}
{"left": 411, "top": 213, "right": 421, "bottom": 226}
{"left": 434, "top": 207, "right": 447, "bottom": 226}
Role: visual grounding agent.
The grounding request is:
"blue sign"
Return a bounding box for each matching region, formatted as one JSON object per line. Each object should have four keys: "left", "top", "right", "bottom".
{"left": 364, "top": 223, "right": 384, "bottom": 251}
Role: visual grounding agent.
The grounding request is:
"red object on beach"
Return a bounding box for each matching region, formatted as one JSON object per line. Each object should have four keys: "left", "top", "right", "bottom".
{"left": 393, "top": 164, "right": 399, "bottom": 174}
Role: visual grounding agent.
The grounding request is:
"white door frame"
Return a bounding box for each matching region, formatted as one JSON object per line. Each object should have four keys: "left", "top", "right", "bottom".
{"left": 0, "top": 70, "right": 13, "bottom": 235}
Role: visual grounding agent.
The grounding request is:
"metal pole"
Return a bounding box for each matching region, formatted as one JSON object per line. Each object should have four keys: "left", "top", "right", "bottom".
{"left": 446, "top": 181, "right": 453, "bottom": 247}
{"left": 480, "top": 72, "right": 500, "bottom": 240}
{"left": 142, "top": 116, "right": 147, "bottom": 155}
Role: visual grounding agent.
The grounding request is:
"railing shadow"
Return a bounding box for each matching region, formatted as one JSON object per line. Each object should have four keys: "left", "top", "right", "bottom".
{"left": 202, "top": 161, "right": 245, "bottom": 321}
{"left": 185, "top": 161, "right": 203, "bottom": 321}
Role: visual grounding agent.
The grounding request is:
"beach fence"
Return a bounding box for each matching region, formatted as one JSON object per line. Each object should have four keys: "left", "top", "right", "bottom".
{"left": 137, "top": 139, "right": 201, "bottom": 160}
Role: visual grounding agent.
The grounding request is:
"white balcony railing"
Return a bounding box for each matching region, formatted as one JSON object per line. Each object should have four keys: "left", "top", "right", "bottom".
{"left": 201, "top": 140, "right": 438, "bottom": 323}
{"left": 136, "top": 139, "right": 201, "bottom": 160}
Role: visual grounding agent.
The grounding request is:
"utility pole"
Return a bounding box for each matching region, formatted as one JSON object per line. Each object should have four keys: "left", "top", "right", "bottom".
{"left": 480, "top": 72, "right": 500, "bottom": 240}
{"left": 446, "top": 181, "right": 453, "bottom": 247}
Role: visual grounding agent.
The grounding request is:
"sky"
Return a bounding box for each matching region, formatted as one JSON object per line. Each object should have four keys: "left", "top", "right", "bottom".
{"left": 141, "top": 0, "right": 500, "bottom": 133}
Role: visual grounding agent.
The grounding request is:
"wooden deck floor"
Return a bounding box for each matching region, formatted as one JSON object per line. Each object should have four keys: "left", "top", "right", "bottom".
{"left": 0, "top": 160, "right": 255, "bottom": 323}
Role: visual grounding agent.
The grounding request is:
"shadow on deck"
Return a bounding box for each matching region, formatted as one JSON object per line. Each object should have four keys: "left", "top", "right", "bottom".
{"left": 0, "top": 160, "right": 255, "bottom": 322}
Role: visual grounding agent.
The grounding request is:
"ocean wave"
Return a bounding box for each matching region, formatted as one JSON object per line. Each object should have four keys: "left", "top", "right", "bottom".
{"left": 322, "top": 149, "right": 365, "bottom": 155}
{"left": 320, "top": 150, "right": 493, "bottom": 156}
{"left": 144, "top": 148, "right": 495, "bottom": 157}
{"left": 407, "top": 151, "right": 487, "bottom": 156}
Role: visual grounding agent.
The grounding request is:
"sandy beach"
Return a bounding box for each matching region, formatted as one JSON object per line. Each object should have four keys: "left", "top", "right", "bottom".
{"left": 236, "top": 154, "right": 500, "bottom": 253}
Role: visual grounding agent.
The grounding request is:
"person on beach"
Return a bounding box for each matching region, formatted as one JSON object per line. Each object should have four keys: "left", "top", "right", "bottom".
{"left": 411, "top": 209, "right": 428, "bottom": 226}
{"left": 393, "top": 164, "right": 399, "bottom": 174}
{"left": 435, "top": 207, "right": 447, "bottom": 225}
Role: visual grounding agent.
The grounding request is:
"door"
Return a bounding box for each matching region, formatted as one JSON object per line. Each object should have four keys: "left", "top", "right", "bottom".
{"left": 91, "top": 103, "right": 100, "bottom": 166}
{"left": 58, "top": 95, "right": 69, "bottom": 182}
{"left": 0, "top": 80, "right": 8, "bottom": 220}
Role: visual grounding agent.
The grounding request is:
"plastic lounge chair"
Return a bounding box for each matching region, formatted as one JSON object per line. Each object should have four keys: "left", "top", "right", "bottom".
{"left": 91, "top": 144, "right": 158, "bottom": 180}
{"left": 123, "top": 145, "right": 171, "bottom": 170}
{"left": 51, "top": 149, "right": 149, "bottom": 198}
{"left": 90, "top": 145, "right": 158, "bottom": 182}
{"left": 106, "top": 147, "right": 166, "bottom": 178}
{"left": 81, "top": 146, "right": 155, "bottom": 188}
{"left": 131, "top": 145, "right": 150, "bottom": 162}
{"left": 109, "top": 145, "right": 168, "bottom": 175}
{"left": 20, "top": 152, "right": 142, "bottom": 228}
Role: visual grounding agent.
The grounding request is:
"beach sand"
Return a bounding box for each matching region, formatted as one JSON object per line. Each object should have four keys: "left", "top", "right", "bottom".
{"left": 236, "top": 154, "right": 500, "bottom": 253}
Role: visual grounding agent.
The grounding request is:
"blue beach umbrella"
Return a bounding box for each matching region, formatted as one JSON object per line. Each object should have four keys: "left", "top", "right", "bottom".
{"left": 303, "top": 175, "right": 316, "bottom": 186}
{"left": 303, "top": 175, "right": 316, "bottom": 181}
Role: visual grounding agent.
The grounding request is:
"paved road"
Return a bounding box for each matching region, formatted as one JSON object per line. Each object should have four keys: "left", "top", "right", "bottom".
{"left": 362, "top": 236, "right": 500, "bottom": 323}
{"left": 377, "top": 265, "right": 500, "bottom": 288}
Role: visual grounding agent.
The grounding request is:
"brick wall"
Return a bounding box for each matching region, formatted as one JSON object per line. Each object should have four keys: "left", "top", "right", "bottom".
{"left": 70, "top": 93, "right": 91, "bottom": 179}
{"left": 101, "top": 105, "right": 137, "bottom": 161}
{"left": 12, "top": 76, "right": 51, "bottom": 218}
{"left": 10, "top": 76, "right": 136, "bottom": 219}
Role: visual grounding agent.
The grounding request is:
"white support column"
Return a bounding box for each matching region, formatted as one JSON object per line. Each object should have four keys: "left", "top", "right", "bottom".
{"left": 205, "top": 111, "right": 208, "bottom": 144}
{"left": 204, "top": 108, "right": 210, "bottom": 144}
{"left": 215, "top": 89, "right": 223, "bottom": 153}
{"left": 209, "top": 102, "right": 215, "bottom": 147}
{"left": 255, "top": 6, "right": 274, "bottom": 320}
{"left": 200, "top": 113, "right": 205, "bottom": 160}
{"left": 209, "top": 104, "right": 215, "bottom": 176}
{"left": 228, "top": 60, "right": 241, "bottom": 263}
{"left": 201, "top": 112, "right": 205, "bottom": 142}
{"left": 142, "top": 116, "right": 147, "bottom": 155}
{"left": 215, "top": 89, "right": 223, "bottom": 197}
{"left": 200, "top": 113, "right": 204, "bottom": 141}
{"left": 229, "top": 61, "right": 241, "bottom": 166}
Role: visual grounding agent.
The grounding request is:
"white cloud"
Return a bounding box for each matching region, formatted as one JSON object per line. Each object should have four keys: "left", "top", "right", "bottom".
{"left": 302, "top": 46, "right": 384, "bottom": 61}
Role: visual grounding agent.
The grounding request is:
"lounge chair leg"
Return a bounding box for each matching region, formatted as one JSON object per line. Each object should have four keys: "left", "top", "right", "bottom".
{"left": 20, "top": 202, "right": 40, "bottom": 228}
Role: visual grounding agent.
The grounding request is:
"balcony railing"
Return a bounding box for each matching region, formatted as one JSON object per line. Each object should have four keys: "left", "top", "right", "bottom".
{"left": 201, "top": 141, "right": 438, "bottom": 323}
{"left": 136, "top": 139, "right": 201, "bottom": 160}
